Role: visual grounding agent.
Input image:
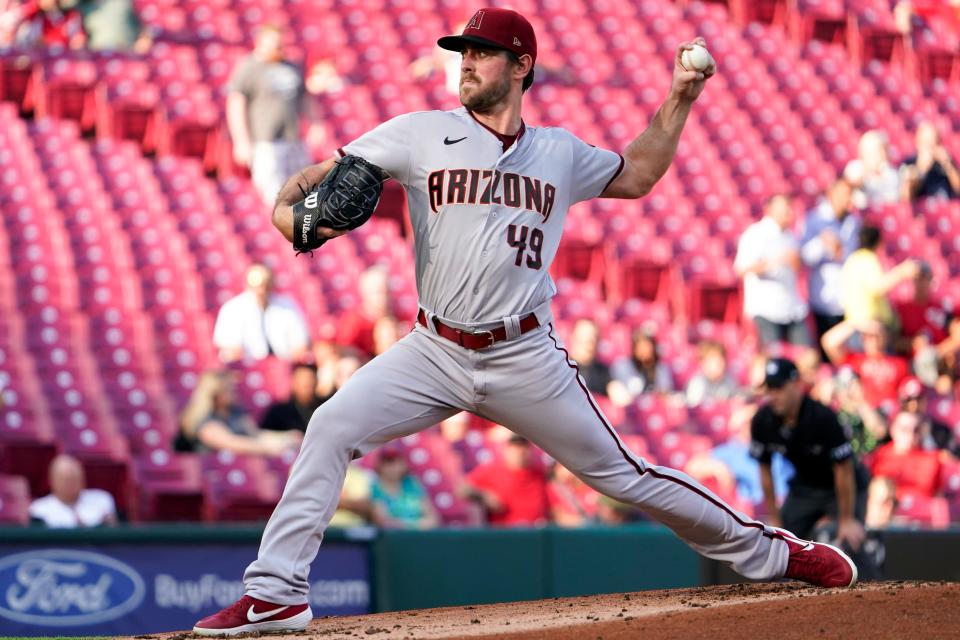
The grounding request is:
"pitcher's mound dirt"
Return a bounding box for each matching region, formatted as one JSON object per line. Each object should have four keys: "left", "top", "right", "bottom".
{"left": 151, "top": 580, "right": 958, "bottom": 640}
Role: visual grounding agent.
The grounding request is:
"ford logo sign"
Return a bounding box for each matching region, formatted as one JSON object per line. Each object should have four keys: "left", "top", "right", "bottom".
{"left": 0, "top": 549, "right": 145, "bottom": 626}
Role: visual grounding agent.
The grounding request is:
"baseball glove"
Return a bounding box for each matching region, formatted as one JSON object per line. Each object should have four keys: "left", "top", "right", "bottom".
{"left": 292, "top": 155, "right": 386, "bottom": 253}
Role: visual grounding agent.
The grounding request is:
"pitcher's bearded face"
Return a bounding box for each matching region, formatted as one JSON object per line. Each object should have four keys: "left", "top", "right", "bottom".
{"left": 459, "top": 46, "right": 513, "bottom": 113}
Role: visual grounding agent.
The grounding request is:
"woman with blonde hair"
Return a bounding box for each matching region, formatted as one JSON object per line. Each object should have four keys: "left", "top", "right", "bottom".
{"left": 843, "top": 130, "right": 900, "bottom": 208}
{"left": 178, "top": 370, "right": 301, "bottom": 456}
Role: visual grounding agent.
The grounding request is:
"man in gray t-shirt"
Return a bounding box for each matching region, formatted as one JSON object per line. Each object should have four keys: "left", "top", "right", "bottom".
{"left": 227, "top": 24, "right": 311, "bottom": 205}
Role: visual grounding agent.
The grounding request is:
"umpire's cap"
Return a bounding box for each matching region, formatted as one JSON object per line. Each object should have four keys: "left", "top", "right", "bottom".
{"left": 764, "top": 358, "right": 799, "bottom": 389}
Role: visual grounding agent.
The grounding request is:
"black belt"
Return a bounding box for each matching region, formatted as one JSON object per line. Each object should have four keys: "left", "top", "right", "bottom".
{"left": 417, "top": 310, "right": 540, "bottom": 350}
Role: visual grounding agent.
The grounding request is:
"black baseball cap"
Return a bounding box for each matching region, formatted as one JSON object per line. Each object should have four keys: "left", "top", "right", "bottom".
{"left": 764, "top": 358, "right": 799, "bottom": 389}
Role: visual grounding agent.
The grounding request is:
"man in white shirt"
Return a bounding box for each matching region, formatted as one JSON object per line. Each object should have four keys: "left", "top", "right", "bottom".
{"left": 29, "top": 455, "right": 117, "bottom": 528}
{"left": 734, "top": 194, "right": 811, "bottom": 348}
{"left": 213, "top": 264, "right": 310, "bottom": 362}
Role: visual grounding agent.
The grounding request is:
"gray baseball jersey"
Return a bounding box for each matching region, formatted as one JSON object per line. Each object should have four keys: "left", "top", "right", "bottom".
{"left": 241, "top": 108, "right": 795, "bottom": 608}
{"left": 336, "top": 107, "right": 623, "bottom": 324}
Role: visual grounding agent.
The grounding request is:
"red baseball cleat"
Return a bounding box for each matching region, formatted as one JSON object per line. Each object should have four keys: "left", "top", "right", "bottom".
{"left": 193, "top": 594, "right": 312, "bottom": 636}
{"left": 778, "top": 530, "right": 858, "bottom": 588}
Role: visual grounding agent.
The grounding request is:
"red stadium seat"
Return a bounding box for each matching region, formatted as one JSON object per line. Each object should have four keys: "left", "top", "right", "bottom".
{"left": 77, "top": 454, "right": 133, "bottom": 517}
{"left": 685, "top": 279, "right": 742, "bottom": 325}
{"left": 0, "top": 440, "right": 58, "bottom": 497}
{"left": 95, "top": 81, "right": 160, "bottom": 154}
{"left": 0, "top": 52, "right": 35, "bottom": 114}
{"left": 33, "top": 58, "right": 98, "bottom": 133}
{"left": 134, "top": 451, "right": 207, "bottom": 521}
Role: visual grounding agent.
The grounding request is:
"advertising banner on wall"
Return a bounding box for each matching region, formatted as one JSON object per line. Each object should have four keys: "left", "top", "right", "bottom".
{"left": 0, "top": 543, "right": 370, "bottom": 636}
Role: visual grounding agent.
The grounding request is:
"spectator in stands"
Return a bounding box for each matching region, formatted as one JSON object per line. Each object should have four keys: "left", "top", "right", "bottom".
{"left": 734, "top": 194, "right": 811, "bottom": 348}
{"left": 369, "top": 447, "right": 438, "bottom": 530}
{"left": 840, "top": 225, "right": 918, "bottom": 330}
{"left": 794, "top": 346, "right": 824, "bottom": 390}
{"left": 311, "top": 330, "right": 340, "bottom": 401}
{"left": 831, "top": 366, "right": 888, "bottom": 456}
{"left": 610, "top": 327, "right": 674, "bottom": 400}
{"left": 900, "top": 121, "right": 959, "bottom": 201}
{"left": 899, "top": 0, "right": 960, "bottom": 31}
{"left": 339, "top": 266, "right": 391, "bottom": 358}
{"left": 309, "top": 345, "right": 367, "bottom": 407}
{"left": 547, "top": 462, "right": 599, "bottom": 526}
{"left": 843, "top": 130, "right": 900, "bottom": 208}
{"left": 822, "top": 319, "right": 911, "bottom": 411}
{"left": 869, "top": 411, "right": 944, "bottom": 498}
{"left": 439, "top": 411, "right": 483, "bottom": 476}
{"left": 934, "top": 316, "right": 960, "bottom": 395}
{"left": 864, "top": 476, "right": 898, "bottom": 530}
{"left": 898, "top": 376, "right": 959, "bottom": 456}
{"left": 78, "top": 0, "right": 151, "bottom": 53}
{"left": 372, "top": 315, "right": 404, "bottom": 357}
{"left": 305, "top": 57, "right": 345, "bottom": 96}
{"left": 751, "top": 358, "right": 867, "bottom": 550}
{"left": 178, "top": 370, "right": 302, "bottom": 456}
{"left": 461, "top": 434, "right": 549, "bottom": 526}
{"left": 333, "top": 347, "right": 366, "bottom": 390}
{"left": 568, "top": 318, "right": 627, "bottom": 401}
{"left": 409, "top": 19, "right": 467, "bottom": 97}
{"left": 685, "top": 340, "right": 739, "bottom": 407}
{"left": 800, "top": 178, "right": 861, "bottom": 350}
{"left": 10, "top": 0, "right": 85, "bottom": 49}
{"left": 746, "top": 353, "right": 771, "bottom": 399}
{"left": 227, "top": 23, "right": 316, "bottom": 206}
{"left": 29, "top": 454, "right": 116, "bottom": 528}
{"left": 329, "top": 463, "right": 374, "bottom": 528}
{"left": 684, "top": 402, "right": 794, "bottom": 507}
{"left": 893, "top": 261, "right": 948, "bottom": 379}
{"left": 260, "top": 363, "right": 323, "bottom": 434}
{"left": 213, "top": 264, "right": 310, "bottom": 363}
{"left": 303, "top": 343, "right": 374, "bottom": 526}
{"left": 439, "top": 411, "right": 470, "bottom": 443}
{"left": 0, "top": 2, "right": 16, "bottom": 44}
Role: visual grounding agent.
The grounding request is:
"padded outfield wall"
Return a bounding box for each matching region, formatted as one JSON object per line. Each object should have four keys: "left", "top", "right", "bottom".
{"left": 0, "top": 524, "right": 955, "bottom": 635}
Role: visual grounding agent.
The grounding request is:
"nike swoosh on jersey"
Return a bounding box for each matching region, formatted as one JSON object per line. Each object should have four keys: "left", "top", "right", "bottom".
{"left": 247, "top": 605, "right": 289, "bottom": 623}
{"left": 444, "top": 136, "right": 468, "bottom": 145}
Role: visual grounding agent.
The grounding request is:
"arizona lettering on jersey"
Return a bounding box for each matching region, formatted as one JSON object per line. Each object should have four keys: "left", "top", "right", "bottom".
{"left": 427, "top": 169, "right": 557, "bottom": 220}
{"left": 336, "top": 107, "right": 623, "bottom": 324}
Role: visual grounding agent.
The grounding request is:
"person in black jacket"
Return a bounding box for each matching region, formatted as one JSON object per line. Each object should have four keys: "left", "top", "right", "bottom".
{"left": 260, "top": 363, "right": 323, "bottom": 433}
{"left": 751, "top": 358, "right": 867, "bottom": 552}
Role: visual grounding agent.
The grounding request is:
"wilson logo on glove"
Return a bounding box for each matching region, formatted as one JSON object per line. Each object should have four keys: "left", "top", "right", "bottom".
{"left": 300, "top": 212, "right": 313, "bottom": 247}
{"left": 292, "top": 155, "right": 386, "bottom": 254}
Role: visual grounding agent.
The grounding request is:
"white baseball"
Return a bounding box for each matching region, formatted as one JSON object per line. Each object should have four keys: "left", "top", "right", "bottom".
{"left": 681, "top": 44, "right": 712, "bottom": 72}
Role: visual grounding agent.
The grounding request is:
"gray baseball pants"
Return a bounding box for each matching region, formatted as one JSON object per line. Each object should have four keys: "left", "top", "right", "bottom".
{"left": 244, "top": 318, "right": 789, "bottom": 603}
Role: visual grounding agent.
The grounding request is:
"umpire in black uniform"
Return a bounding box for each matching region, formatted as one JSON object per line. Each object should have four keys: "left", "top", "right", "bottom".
{"left": 751, "top": 358, "right": 867, "bottom": 553}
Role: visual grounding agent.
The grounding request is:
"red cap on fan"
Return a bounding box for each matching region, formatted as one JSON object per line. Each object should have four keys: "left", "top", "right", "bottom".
{"left": 437, "top": 8, "right": 537, "bottom": 64}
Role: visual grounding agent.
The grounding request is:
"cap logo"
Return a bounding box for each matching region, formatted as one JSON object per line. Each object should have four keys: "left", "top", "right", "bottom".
{"left": 513, "top": 36, "right": 521, "bottom": 46}
{"left": 466, "top": 10, "right": 484, "bottom": 29}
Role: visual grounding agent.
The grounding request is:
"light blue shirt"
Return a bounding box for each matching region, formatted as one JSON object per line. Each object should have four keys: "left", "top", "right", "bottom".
{"left": 711, "top": 442, "right": 794, "bottom": 505}
{"left": 799, "top": 201, "right": 861, "bottom": 316}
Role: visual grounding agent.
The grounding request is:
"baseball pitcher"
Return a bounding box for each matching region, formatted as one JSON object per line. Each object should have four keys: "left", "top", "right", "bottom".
{"left": 194, "top": 8, "right": 857, "bottom": 636}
